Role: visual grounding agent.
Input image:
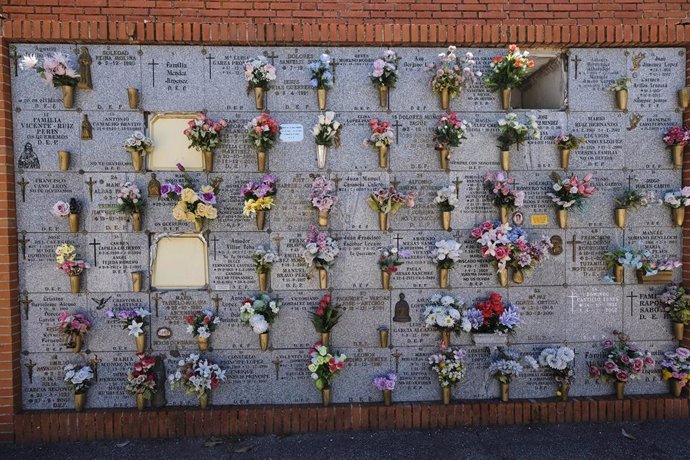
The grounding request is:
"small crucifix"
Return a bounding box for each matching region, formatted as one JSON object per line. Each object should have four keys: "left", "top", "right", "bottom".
{"left": 390, "top": 176, "right": 400, "bottom": 188}
{"left": 272, "top": 234, "right": 284, "bottom": 256}
{"left": 393, "top": 233, "right": 403, "bottom": 251}
{"left": 453, "top": 176, "right": 463, "bottom": 200}
{"left": 627, "top": 291, "right": 639, "bottom": 317}
{"left": 567, "top": 291, "right": 578, "bottom": 314}
{"left": 571, "top": 55, "right": 582, "bottom": 80}
{"left": 21, "top": 290, "right": 32, "bottom": 320}
{"left": 85, "top": 177, "right": 95, "bottom": 202}
{"left": 264, "top": 51, "right": 278, "bottom": 65}
{"left": 332, "top": 174, "right": 342, "bottom": 192}
{"left": 570, "top": 234, "right": 582, "bottom": 263}
{"left": 89, "top": 238, "right": 101, "bottom": 266}
{"left": 211, "top": 294, "right": 221, "bottom": 316}
{"left": 152, "top": 293, "right": 161, "bottom": 317}
{"left": 25, "top": 359, "right": 36, "bottom": 384}
{"left": 627, "top": 173, "right": 635, "bottom": 192}
{"left": 271, "top": 357, "right": 282, "bottom": 380}
{"left": 330, "top": 58, "right": 338, "bottom": 84}
{"left": 88, "top": 355, "right": 102, "bottom": 382}
{"left": 205, "top": 53, "right": 214, "bottom": 79}
{"left": 392, "top": 120, "right": 402, "bottom": 145}
{"left": 211, "top": 235, "right": 219, "bottom": 261}
{"left": 17, "top": 177, "right": 28, "bottom": 203}
{"left": 18, "top": 231, "right": 28, "bottom": 260}
{"left": 391, "top": 350, "right": 402, "bottom": 373}
{"left": 148, "top": 59, "right": 159, "bottom": 87}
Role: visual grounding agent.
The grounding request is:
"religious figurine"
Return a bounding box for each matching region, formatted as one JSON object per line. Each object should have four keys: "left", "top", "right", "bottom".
{"left": 17, "top": 142, "right": 39, "bottom": 169}
{"left": 148, "top": 173, "right": 161, "bottom": 199}
{"left": 77, "top": 47, "right": 93, "bottom": 90}
{"left": 393, "top": 293, "right": 411, "bottom": 322}
{"left": 151, "top": 355, "right": 168, "bottom": 408}
{"left": 81, "top": 114, "right": 92, "bottom": 140}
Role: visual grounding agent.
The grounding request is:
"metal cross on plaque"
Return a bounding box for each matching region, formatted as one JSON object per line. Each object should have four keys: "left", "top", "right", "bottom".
{"left": 453, "top": 176, "right": 463, "bottom": 199}
{"left": 211, "top": 294, "right": 221, "bottom": 316}
{"left": 627, "top": 291, "right": 639, "bottom": 316}
{"left": 85, "top": 177, "right": 96, "bottom": 201}
{"left": 152, "top": 293, "right": 161, "bottom": 317}
{"left": 18, "top": 231, "right": 28, "bottom": 260}
{"left": 148, "top": 59, "right": 159, "bottom": 87}
{"left": 21, "top": 290, "right": 32, "bottom": 320}
{"left": 17, "top": 177, "right": 28, "bottom": 203}
{"left": 89, "top": 238, "right": 101, "bottom": 266}
{"left": 24, "top": 359, "right": 36, "bottom": 384}
{"left": 570, "top": 234, "right": 582, "bottom": 263}
{"left": 391, "top": 350, "right": 402, "bottom": 373}
{"left": 272, "top": 357, "right": 282, "bottom": 380}
{"left": 272, "top": 234, "right": 284, "bottom": 256}
{"left": 571, "top": 55, "right": 582, "bottom": 80}
{"left": 392, "top": 120, "right": 402, "bottom": 145}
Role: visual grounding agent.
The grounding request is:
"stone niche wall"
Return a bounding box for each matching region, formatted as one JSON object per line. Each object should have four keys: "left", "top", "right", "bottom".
{"left": 12, "top": 44, "right": 686, "bottom": 410}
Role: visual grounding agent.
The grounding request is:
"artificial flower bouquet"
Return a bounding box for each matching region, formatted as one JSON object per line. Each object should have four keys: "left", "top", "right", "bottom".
{"left": 435, "top": 184, "right": 459, "bottom": 230}
{"left": 126, "top": 353, "right": 157, "bottom": 410}
{"left": 547, "top": 172, "right": 596, "bottom": 229}
{"left": 20, "top": 52, "right": 80, "bottom": 108}
{"left": 496, "top": 113, "right": 540, "bottom": 171}
{"left": 309, "top": 294, "right": 342, "bottom": 346}
{"left": 302, "top": 225, "right": 340, "bottom": 289}
{"left": 367, "top": 185, "right": 417, "bottom": 231}
{"left": 589, "top": 331, "right": 655, "bottom": 399}
{"left": 309, "top": 53, "right": 334, "bottom": 110}
{"left": 534, "top": 345, "right": 576, "bottom": 401}
{"left": 607, "top": 76, "right": 632, "bottom": 110}
{"left": 373, "top": 372, "right": 398, "bottom": 406}
{"left": 433, "top": 112, "right": 470, "bottom": 170}
{"left": 123, "top": 131, "right": 153, "bottom": 172}
{"left": 378, "top": 244, "right": 411, "bottom": 289}
{"left": 64, "top": 363, "right": 94, "bottom": 411}
{"left": 312, "top": 111, "right": 341, "bottom": 169}
{"left": 465, "top": 293, "right": 522, "bottom": 346}
{"left": 57, "top": 311, "right": 91, "bottom": 353}
{"left": 370, "top": 49, "right": 401, "bottom": 107}
{"left": 489, "top": 348, "right": 532, "bottom": 402}
{"left": 660, "top": 347, "right": 690, "bottom": 397}
{"left": 169, "top": 353, "right": 226, "bottom": 408}
{"left": 240, "top": 293, "right": 281, "bottom": 351}
{"left": 183, "top": 113, "right": 228, "bottom": 172}
{"left": 246, "top": 113, "right": 280, "bottom": 172}
{"left": 428, "top": 344, "right": 466, "bottom": 405}
{"left": 664, "top": 186, "right": 690, "bottom": 227}
{"left": 422, "top": 293, "right": 469, "bottom": 347}
{"left": 663, "top": 126, "right": 690, "bottom": 168}
{"left": 366, "top": 118, "right": 395, "bottom": 168}
{"left": 427, "top": 46, "right": 479, "bottom": 110}
{"left": 240, "top": 175, "right": 278, "bottom": 230}
{"left": 660, "top": 285, "right": 690, "bottom": 340}
{"left": 309, "top": 175, "right": 338, "bottom": 227}
{"left": 613, "top": 189, "right": 661, "bottom": 228}
{"left": 308, "top": 342, "right": 347, "bottom": 406}
{"left": 429, "top": 239, "right": 463, "bottom": 288}
{"left": 252, "top": 245, "right": 279, "bottom": 291}
{"left": 553, "top": 132, "right": 586, "bottom": 169}
{"left": 104, "top": 307, "right": 150, "bottom": 352}
{"left": 185, "top": 310, "right": 221, "bottom": 351}
{"left": 55, "top": 243, "right": 89, "bottom": 293}
{"left": 162, "top": 163, "right": 222, "bottom": 232}
{"left": 116, "top": 182, "right": 145, "bottom": 231}
{"left": 51, "top": 198, "right": 80, "bottom": 233}
{"left": 244, "top": 55, "right": 277, "bottom": 109}
{"left": 484, "top": 44, "right": 534, "bottom": 110}
{"left": 605, "top": 242, "right": 681, "bottom": 284}
{"left": 483, "top": 171, "right": 525, "bottom": 223}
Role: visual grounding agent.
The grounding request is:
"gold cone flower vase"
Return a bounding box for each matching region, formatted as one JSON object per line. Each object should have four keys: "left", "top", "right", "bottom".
{"left": 613, "top": 264, "right": 624, "bottom": 283}
{"left": 441, "top": 211, "right": 451, "bottom": 231}
{"left": 316, "top": 145, "right": 328, "bottom": 169}
{"left": 197, "top": 336, "right": 209, "bottom": 351}
{"left": 499, "top": 206, "right": 510, "bottom": 224}
{"left": 441, "top": 329, "right": 451, "bottom": 348}
{"left": 131, "top": 151, "right": 144, "bottom": 172}
{"left": 258, "top": 272, "right": 269, "bottom": 291}
{"left": 381, "top": 271, "right": 391, "bottom": 290}
{"left": 74, "top": 393, "right": 86, "bottom": 412}
{"left": 680, "top": 87, "right": 690, "bottom": 109}
{"left": 136, "top": 393, "right": 146, "bottom": 411}
{"left": 254, "top": 87, "right": 265, "bottom": 110}
{"left": 379, "top": 85, "right": 389, "bottom": 108}
{"left": 558, "top": 384, "right": 570, "bottom": 402}
{"left": 317, "top": 88, "right": 327, "bottom": 110}
{"left": 199, "top": 393, "right": 209, "bottom": 409}
{"left": 58, "top": 150, "right": 71, "bottom": 171}
{"left": 127, "top": 88, "right": 139, "bottom": 109}
{"left": 132, "top": 212, "right": 142, "bottom": 231}
{"left": 379, "top": 212, "right": 389, "bottom": 231}
{"left": 673, "top": 207, "right": 685, "bottom": 227}
{"left": 501, "top": 88, "right": 511, "bottom": 111}
{"left": 498, "top": 270, "right": 508, "bottom": 287}
{"left": 500, "top": 150, "right": 510, "bottom": 172}
{"left": 378, "top": 328, "right": 389, "bottom": 348}
{"left": 203, "top": 150, "right": 213, "bottom": 173}
{"left": 320, "top": 331, "right": 330, "bottom": 347}
{"left": 256, "top": 210, "right": 266, "bottom": 230}
{"left": 69, "top": 274, "right": 81, "bottom": 294}
{"left": 615, "top": 381, "right": 625, "bottom": 400}
{"left": 616, "top": 89, "right": 628, "bottom": 111}
{"left": 440, "top": 87, "right": 449, "bottom": 110}
{"left": 318, "top": 210, "right": 329, "bottom": 227}
{"left": 259, "top": 331, "right": 269, "bottom": 351}
{"left": 136, "top": 334, "right": 145, "bottom": 353}
{"left": 671, "top": 144, "right": 684, "bottom": 169}
{"left": 131, "top": 271, "right": 143, "bottom": 292}
{"left": 321, "top": 386, "right": 331, "bottom": 406}
{"left": 439, "top": 268, "right": 449, "bottom": 288}
{"left": 257, "top": 151, "right": 267, "bottom": 172}
{"left": 318, "top": 268, "right": 328, "bottom": 289}
{"left": 378, "top": 145, "right": 389, "bottom": 169}
{"left": 557, "top": 209, "right": 568, "bottom": 229}
{"left": 70, "top": 333, "right": 83, "bottom": 353}
{"left": 69, "top": 213, "right": 79, "bottom": 233}
{"left": 614, "top": 208, "right": 626, "bottom": 229}
{"left": 383, "top": 389, "right": 392, "bottom": 406}
{"left": 560, "top": 148, "right": 570, "bottom": 170}
{"left": 671, "top": 379, "right": 683, "bottom": 397}
{"left": 441, "top": 386, "right": 451, "bottom": 405}
{"left": 62, "top": 85, "right": 75, "bottom": 109}
{"left": 673, "top": 322, "right": 685, "bottom": 341}
{"left": 512, "top": 270, "right": 524, "bottom": 284}
{"left": 500, "top": 382, "right": 510, "bottom": 402}
{"left": 438, "top": 147, "right": 450, "bottom": 170}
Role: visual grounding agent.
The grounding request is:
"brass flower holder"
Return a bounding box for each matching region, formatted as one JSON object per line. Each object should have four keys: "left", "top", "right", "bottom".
{"left": 69, "top": 274, "right": 81, "bottom": 294}
{"left": 257, "top": 151, "right": 267, "bottom": 172}
{"left": 560, "top": 148, "right": 570, "bottom": 170}
{"left": 132, "top": 211, "right": 142, "bottom": 232}
{"left": 671, "top": 379, "right": 683, "bottom": 398}
{"left": 501, "top": 88, "right": 511, "bottom": 111}
{"left": 316, "top": 145, "right": 328, "bottom": 169}
{"left": 62, "top": 85, "right": 75, "bottom": 109}
{"left": 379, "top": 212, "right": 389, "bottom": 231}
{"left": 318, "top": 268, "right": 328, "bottom": 289}
{"left": 438, "top": 147, "right": 450, "bottom": 170}
{"left": 673, "top": 207, "right": 685, "bottom": 227}
{"left": 439, "top": 267, "right": 449, "bottom": 288}
{"left": 317, "top": 88, "right": 327, "bottom": 110}
{"left": 557, "top": 209, "right": 568, "bottom": 229}
{"left": 132, "top": 271, "right": 143, "bottom": 292}
{"left": 500, "top": 206, "right": 509, "bottom": 224}
{"left": 318, "top": 210, "right": 329, "bottom": 227}
{"left": 131, "top": 151, "right": 144, "bottom": 172}
{"left": 383, "top": 389, "right": 392, "bottom": 406}
{"left": 258, "top": 272, "right": 268, "bottom": 291}
{"left": 500, "top": 150, "right": 510, "bottom": 172}
{"left": 441, "top": 329, "right": 450, "bottom": 348}
{"left": 198, "top": 336, "right": 209, "bottom": 351}
{"left": 616, "top": 89, "right": 628, "bottom": 111}
{"left": 68, "top": 213, "right": 79, "bottom": 233}
{"left": 679, "top": 87, "right": 690, "bottom": 109}
{"left": 500, "top": 382, "right": 510, "bottom": 402}
{"left": 127, "top": 88, "right": 140, "bottom": 109}
{"left": 58, "top": 150, "right": 71, "bottom": 171}
{"left": 199, "top": 394, "right": 209, "bottom": 409}
{"left": 71, "top": 333, "right": 83, "bottom": 353}
{"left": 320, "top": 331, "right": 330, "bottom": 347}
{"left": 136, "top": 334, "right": 145, "bottom": 353}
{"left": 615, "top": 381, "right": 625, "bottom": 400}
{"left": 378, "top": 145, "right": 389, "bottom": 169}
{"left": 671, "top": 144, "right": 684, "bottom": 169}
{"left": 614, "top": 208, "right": 626, "bottom": 229}
{"left": 379, "top": 85, "right": 389, "bottom": 108}
{"left": 321, "top": 386, "right": 331, "bottom": 406}
{"left": 136, "top": 393, "right": 146, "bottom": 411}
{"left": 259, "top": 331, "right": 269, "bottom": 351}
{"left": 74, "top": 393, "right": 86, "bottom": 412}
{"left": 378, "top": 327, "right": 389, "bottom": 348}
{"left": 440, "top": 87, "right": 449, "bottom": 110}
{"left": 203, "top": 150, "right": 213, "bottom": 173}
{"left": 381, "top": 271, "right": 391, "bottom": 290}
{"left": 441, "top": 386, "right": 451, "bottom": 405}
{"left": 558, "top": 384, "right": 570, "bottom": 402}
{"left": 256, "top": 210, "right": 266, "bottom": 230}
{"left": 255, "top": 87, "right": 265, "bottom": 110}
{"left": 673, "top": 322, "right": 685, "bottom": 341}
{"left": 613, "top": 264, "right": 624, "bottom": 283}
{"left": 512, "top": 270, "right": 524, "bottom": 284}
{"left": 498, "top": 270, "right": 508, "bottom": 288}
{"left": 441, "top": 211, "right": 451, "bottom": 231}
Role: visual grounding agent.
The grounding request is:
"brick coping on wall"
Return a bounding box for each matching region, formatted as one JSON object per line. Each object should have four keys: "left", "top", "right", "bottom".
{"left": 13, "top": 396, "right": 690, "bottom": 443}
{"left": 0, "top": 18, "right": 689, "bottom": 442}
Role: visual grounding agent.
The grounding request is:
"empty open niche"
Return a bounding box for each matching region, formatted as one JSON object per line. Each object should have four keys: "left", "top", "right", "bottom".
{"left": 508, "top": 51, "right": 567, "bottom": 110}
{"left": 150, "top": 233, "right": 209, "bottom": 289}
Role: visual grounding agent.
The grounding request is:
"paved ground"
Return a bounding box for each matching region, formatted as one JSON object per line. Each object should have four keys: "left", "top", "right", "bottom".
{"left": 3, "top": 419, "right": 690, "bottom": 459}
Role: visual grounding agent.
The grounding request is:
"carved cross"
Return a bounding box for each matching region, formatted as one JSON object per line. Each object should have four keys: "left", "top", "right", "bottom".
{"left": 627, "top": 292, "right": 639, "bottom": 316}
{"left": 25, "top": 359, "right": 36, "bottom": 384}
{"left": 272, "top": 234, "right": 284, "bottom": 256}
{"left": 211, "top": 294, "right": 221, "bottom": 316}
{"left": 390, "top": 176, "right": 399, "bottom": 188}
{"left": 393, "top": 233, "right": 403, "bottom": 251}
{"left": 570, "top": 234, "right": 583, "bottom": 263}
{"left": 271, "top": 357, "right": 282, "bottom": 380}
{"left": 17, "top": 177, "right": 28, "bottom": 203}
{"left": 88, "top": 355, "right": 102, "bottom": 382}
{"left": 18, "top": 231, "right": 28, "bottom": 260}
{"left": 21, "top": 290, "right": 32, "bottom": 320}
{"left": 264, "top": 51, "right": 278, "bottom": 65}
{"left": 148, "top": 59, "right": 159, "bottom": 87}
{"left": 85, "top": 177, "right": 95, "bottom": 201}
{"left": 567, "top": 292, "right": 578, "bottom": 314}
{"left": 152, "top": 293, "right": 161, "bottom": 317}
{"left": 205, "top": 54, "right": 214, "bottom": 79}
{"left": 453, "top": 176, "right": 463, "bottom": 199}
{"left": 392, "top": 120, "right": 402, "bottom": 145}
{"left": 627, "top": 174, "right": 635, "bottom": 192}
{"left": 211, "top": 235, "right": 219, "bottom": 261}
{"left": 332, "top": 174, "right": 342, "bottom": 192}
{"left": 391, "top": 350, "right": 402, "bottom": 373}
{"left": 89, "top": 238, "right": 101, "bottom": 266}
{"left": 571, "top": 55, "right": 582, "bottom": 80}
{"left": 330, "top": 58, "right": 338, "bottom": 83}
